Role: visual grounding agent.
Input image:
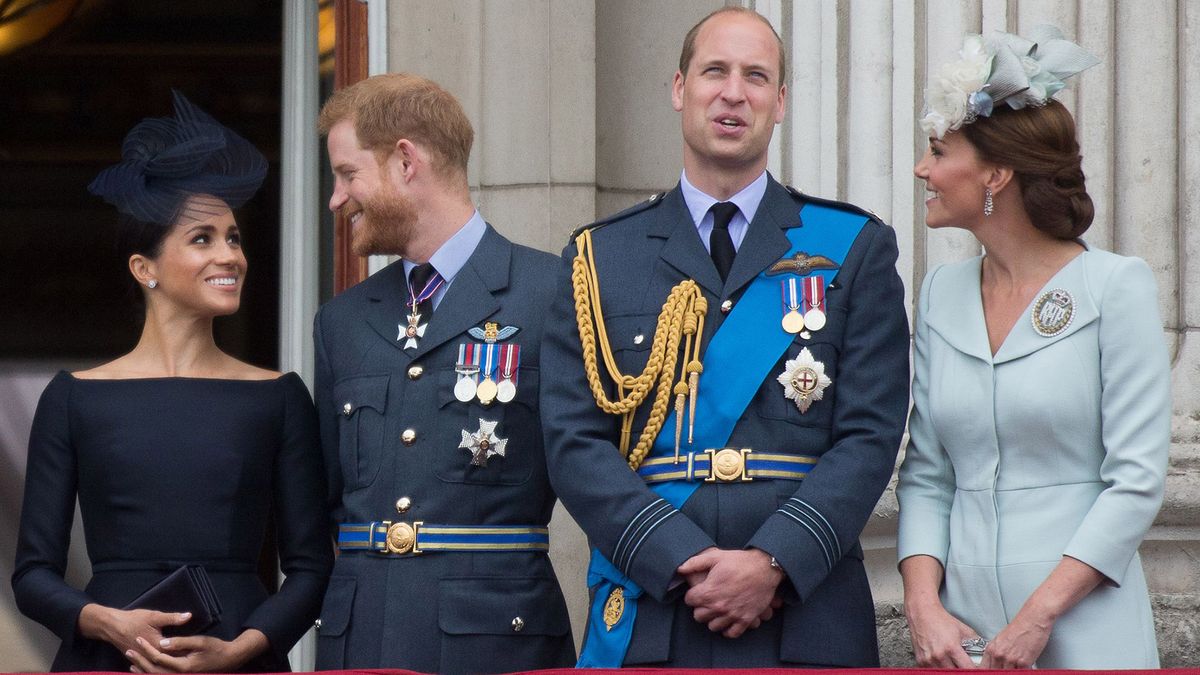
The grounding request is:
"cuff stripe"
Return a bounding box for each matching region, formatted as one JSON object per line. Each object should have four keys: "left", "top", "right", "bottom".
{"left": 621, "top": 509, "right": 678, "bottom": 574}
{"left": 792, "top": 498, "right": 841, "bottom": 559}
{"left": 778, "top": 509, "right": 834, "bottom": 571}
{"left": 614, "top": 498, "right": 675, "bottom": 571}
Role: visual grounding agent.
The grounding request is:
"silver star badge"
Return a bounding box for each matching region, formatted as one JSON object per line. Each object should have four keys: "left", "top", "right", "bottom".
{"left": 459, "top": 418, "right": 508, "bottom": 467}
{"left": 399, "top": 312, "right": 428, "bottom": 349}
{"left": 777, "top": 347, "right": 832, "bottom": 413}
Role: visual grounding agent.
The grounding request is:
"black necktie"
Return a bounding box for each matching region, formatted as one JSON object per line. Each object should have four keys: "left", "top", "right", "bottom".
{"left": 709, "top": 202, "right": 739, "bottom": 282}
{"left": 408, "top": 262, "right": 439, "bottom": 320}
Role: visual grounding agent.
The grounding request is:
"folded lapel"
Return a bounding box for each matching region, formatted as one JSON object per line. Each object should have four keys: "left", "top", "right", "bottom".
{"left": 722, "top": 178, "right": 795, "bottom": 295}
{"left": 993, "top": 252, "right": 1097, "bottom": 364}
{"left": 924, "top": 257, "right": 993, "bottom": 364}
{"left": 410, "top": 225, "right": 507, "bottom": 358}
{"left": 364, "top": 261, "right": 417, "bottom": 359}
{"left": 653, "top": 187, "right": 725, "bottom": 297}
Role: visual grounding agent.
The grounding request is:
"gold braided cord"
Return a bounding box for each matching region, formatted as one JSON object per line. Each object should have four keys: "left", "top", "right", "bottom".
{"left": 572, "top": 229, "right": 707, "bottom": 470}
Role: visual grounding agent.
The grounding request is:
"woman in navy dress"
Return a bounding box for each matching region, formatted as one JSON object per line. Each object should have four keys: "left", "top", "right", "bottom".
{"left": 12, "top": 92, "right": 332, "bottom": 672}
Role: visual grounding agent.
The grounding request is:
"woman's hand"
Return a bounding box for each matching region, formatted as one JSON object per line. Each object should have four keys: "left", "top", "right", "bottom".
{"left": 77, "top": 604, "right": 192, "bottom": 657}
{"left": 980, "top": 612, "right": 1051, "bottom": 669}
{"left": 125, "top": 629, "right": 269, "bottom": 673}
{"left": 900, "top": 555, "right": 979, "bottom": 668}
{"left": 980, "top": 556, "right": 1106, "bottom": 669}
{"left": 905, "top": 600, "right": 981, "bottom": 669}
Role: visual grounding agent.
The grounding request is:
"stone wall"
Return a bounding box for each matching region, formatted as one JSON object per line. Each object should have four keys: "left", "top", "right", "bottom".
{"left": 386, "top": 0, "right": 1200, "bottom": 665}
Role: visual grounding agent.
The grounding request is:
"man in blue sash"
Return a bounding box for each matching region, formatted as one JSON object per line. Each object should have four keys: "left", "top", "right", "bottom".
{"left": 541, "top": 7, "right": 909, "bottom": 667}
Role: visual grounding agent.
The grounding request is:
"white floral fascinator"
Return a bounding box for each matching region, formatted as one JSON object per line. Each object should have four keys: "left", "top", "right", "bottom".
{"left": 920, "top": 25, "right": 1099, "bottom": 139}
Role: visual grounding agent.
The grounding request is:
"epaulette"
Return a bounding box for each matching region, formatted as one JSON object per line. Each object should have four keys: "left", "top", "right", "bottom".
{"left": 568, "top": 191, "right": 668, "bottom": 243}
{"left": 784, "top": 185, "right": 885, "bottom": 224}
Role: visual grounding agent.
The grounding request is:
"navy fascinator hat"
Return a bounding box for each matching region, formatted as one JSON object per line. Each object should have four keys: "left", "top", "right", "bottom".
{"left": 88, "top": 90, "right": 268, "bottom": 225}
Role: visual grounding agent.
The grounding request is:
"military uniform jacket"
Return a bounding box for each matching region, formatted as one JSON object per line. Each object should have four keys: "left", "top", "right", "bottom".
{"left": 313, "top": 225, "right": 574, "bottom": 673}
{"left": 540, "top": 177, "right": 910, "bottom": 667}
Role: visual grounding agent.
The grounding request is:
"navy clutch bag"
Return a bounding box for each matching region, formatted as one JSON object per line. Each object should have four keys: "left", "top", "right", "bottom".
{"left": 122, "top": 565, "right": 222, "bottom": 637}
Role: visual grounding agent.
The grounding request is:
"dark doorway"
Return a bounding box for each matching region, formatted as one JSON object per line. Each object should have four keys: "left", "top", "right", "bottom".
{"left": 0, "top": 0, "right": 283, "bottom": 368}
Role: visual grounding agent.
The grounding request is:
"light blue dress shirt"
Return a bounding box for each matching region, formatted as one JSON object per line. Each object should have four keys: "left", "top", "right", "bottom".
{"left": 401, "top": 209, "right": 486, "bottom": 310}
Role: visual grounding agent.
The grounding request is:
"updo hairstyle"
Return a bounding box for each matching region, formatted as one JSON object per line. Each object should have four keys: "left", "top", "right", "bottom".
{"left": 961, "top": 99, "right": 1093, "bottom": 239}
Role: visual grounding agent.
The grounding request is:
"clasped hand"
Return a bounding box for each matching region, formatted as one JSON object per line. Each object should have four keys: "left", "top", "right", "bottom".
{"left": 676, "top": 547, "right": 784, "bottom": 638}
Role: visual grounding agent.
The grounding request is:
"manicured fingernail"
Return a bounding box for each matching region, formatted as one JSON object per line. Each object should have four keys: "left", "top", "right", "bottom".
{"left": 160, "top": 639, "right": 171, "bottom": 647}
{"left": 181, "top": 612, "right": 191, "bottom": 618}
{"left": 125, "top": 650, "right": 135, "bottom": 658}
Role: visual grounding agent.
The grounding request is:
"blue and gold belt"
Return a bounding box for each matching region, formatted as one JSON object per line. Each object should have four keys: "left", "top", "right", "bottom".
{"left": 636, "top": 448, "right": 817, "bottom": 483}
{"left": 337, "top": 522, "right": 549, "bottom": 555}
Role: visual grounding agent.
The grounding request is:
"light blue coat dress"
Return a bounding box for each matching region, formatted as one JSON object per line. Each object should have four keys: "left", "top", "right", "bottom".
{"left": 897, "top": 248, "right": 1168, "bottom": 668}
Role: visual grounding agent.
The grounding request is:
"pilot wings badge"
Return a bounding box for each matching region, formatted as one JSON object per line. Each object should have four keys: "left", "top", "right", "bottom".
{"left": 766, "top": 251, "right": 840, "bottom": 277}
{"left": 467, "top": 322, "right": 520, "bottom": 344}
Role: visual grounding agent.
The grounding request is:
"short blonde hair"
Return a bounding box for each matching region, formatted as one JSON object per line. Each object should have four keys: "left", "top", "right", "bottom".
{"left": 318, "top": 73, "right": 473, "bottom": 175}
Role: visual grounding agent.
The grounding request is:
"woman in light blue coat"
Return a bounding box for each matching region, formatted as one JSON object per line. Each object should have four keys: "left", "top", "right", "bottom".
{"left": 897, "top": 27, "right": 1168, "bottom": 669}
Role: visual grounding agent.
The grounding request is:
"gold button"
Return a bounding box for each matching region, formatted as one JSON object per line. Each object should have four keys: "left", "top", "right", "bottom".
{"left": 395, "top": 497, "right": 412, "bottom": 514}
{"left": 401, "top": 428, "right": 417, "bottom": 445}
{"left": 633, "top": 334, "right": 644, "bottom": 345}
{"left": 408, "top": 364, "right": 424, "bottom": 380}
{"left": 342, "top": 402, "right": 353, "bottom": 416}
{"left": 720, "top": 300, "right": 733, "bottom": 314}
{"left": 511, "top": 616, "right": 525, "bottom": 632}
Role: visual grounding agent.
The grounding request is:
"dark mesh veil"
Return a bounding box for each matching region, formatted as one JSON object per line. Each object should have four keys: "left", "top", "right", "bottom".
{"left": 87, "top": 90, "right": 267, "bottom": 224}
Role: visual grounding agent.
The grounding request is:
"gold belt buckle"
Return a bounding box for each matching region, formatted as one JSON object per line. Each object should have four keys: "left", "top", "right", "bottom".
{"left": 383, "top": 521, "right": 424, "bottom": 554}
{"left": 705, "top": 448, "right": 752, "bottom": 482}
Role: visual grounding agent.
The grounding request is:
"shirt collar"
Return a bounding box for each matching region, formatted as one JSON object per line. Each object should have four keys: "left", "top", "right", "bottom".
{"left": 402, "top": 209, "right": 487, "bottom": 283}
{"left": 679, "top": 170, "right": 769, "bottom": 228}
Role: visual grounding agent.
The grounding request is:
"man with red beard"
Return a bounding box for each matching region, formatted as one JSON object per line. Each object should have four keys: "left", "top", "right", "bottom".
{"left": 312, "top": 73, "right": 574, "bottom": 672}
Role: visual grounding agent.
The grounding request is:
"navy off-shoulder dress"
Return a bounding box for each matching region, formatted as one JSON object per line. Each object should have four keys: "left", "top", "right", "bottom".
{"left": 12, "top": 372, "right": 332, "bottom": 672}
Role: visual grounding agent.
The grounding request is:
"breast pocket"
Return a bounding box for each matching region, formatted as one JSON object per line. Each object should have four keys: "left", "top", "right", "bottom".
{"left": 604, "top": 313, "right": 656, "bottom": 383}
{"left": 332, "top": 374, "right": 389, "bottom": 490}
{"left": 433, "top": 366, "right": 540, "bottom": 485}
{"left": 757, "top": 306, "right": 847, "bottom": 430}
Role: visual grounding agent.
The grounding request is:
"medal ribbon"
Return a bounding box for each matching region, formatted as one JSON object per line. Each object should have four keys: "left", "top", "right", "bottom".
{"left": 500, "top": 344, "right": 520, "bottom": 386}
{"left": 578, "top": 202, "right": 869, "bottom": 668}
{"left": 457, "top": 343, "right": 483, "bottom": 383}
{"left": 782, "top": 277, "right": 801, "bottom": 312}
{"left": 407, "top": 271, "right": 446, "bottom": 309}
{"left": 481, "top": 343, "right": 498, "bottom": 381}
{"left": 804, "top": 275, "right": 825, "bottom": 313}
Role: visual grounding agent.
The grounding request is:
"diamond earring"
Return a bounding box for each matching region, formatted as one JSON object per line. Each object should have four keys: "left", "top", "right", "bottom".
{"left": 983, "top": 188, "right": 994, "bottom": 217}
{"left": 147, "top": 279, "right": 158, "bottom": 289}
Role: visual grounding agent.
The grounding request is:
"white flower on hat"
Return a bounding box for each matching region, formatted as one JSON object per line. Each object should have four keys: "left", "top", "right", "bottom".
{"left": 919, "top": 25, "right": 1099, "bottom": 138}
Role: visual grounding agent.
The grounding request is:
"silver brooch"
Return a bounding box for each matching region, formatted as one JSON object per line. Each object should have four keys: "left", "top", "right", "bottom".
{"left": 1031, "top": 288, "right": 1074, "bottom": 337}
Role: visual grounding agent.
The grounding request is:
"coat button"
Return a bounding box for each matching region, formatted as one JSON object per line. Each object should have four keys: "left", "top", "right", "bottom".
{"left": 408, "top": 364, "right": 424, "bottom": 380}
{"left": 511, "top": 616, "right": 525, "bottom": 632}
{"left": 342, "top": 402, "right": 353, "bottom": 416}
{"left": 395, "top": 497, "right": 412, "bottom": 513}
{"left": 314, "top": 618, "right": 322, "bottom": 630}
{"left": 401, "top": 429, "right": 417, "bottom": 446}
{"left": 633, "top": 334, "right": 644, "bottom": 345}
{"left": 720, "top": 300, "right": 733, "bottom": 314}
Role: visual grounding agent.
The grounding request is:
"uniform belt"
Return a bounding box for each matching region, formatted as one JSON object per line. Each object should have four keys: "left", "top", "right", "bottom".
{"left": 337, "top": 522, "right": 550, "bottom": 555}
{"left": 636, "top": 448, "right": 818, "bottom": 483}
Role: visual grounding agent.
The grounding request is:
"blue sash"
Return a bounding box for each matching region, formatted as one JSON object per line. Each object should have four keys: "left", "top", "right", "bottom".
{"left": 577, "top": 203, "right": 869, "bottom": 667}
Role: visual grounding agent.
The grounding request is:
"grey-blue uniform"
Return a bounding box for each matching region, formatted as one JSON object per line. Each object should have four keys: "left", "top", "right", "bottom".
{"left": 313, "top": 225, "right": 574, "bottom": 673}
{"left": 540, "top": 176, "right": 910, "bottom": 667}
